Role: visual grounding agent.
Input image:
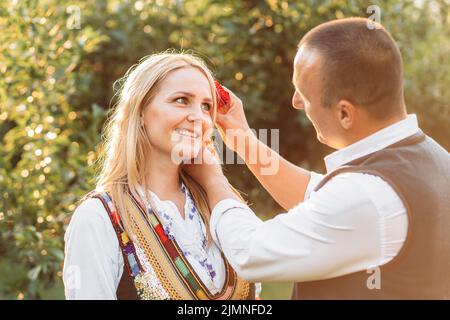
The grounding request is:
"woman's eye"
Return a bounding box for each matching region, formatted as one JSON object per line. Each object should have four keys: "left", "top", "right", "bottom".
{"left": 175, "top": 97, "right": 188, "bottom": 104}
{"left": 201, "top": 103, "right": 211, "bottom": 112}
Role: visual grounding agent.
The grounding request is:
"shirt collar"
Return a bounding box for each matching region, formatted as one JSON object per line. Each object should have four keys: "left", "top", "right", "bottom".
{"left": 136, "top": 181, "right": 189, "bottom": 208}
{"left": 324, "top": 114, "right": 420, "bottom": 172}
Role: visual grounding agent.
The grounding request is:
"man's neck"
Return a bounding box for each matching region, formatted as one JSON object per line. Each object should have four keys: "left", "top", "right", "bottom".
{"left": 344, "top": 112, "right": 408, "bottom": 148}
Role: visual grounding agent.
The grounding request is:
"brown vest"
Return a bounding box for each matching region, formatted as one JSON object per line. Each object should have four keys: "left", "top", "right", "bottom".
{"left": 292, "top": 131, "right": 450, "bottom": 299}
{"left": 117, "top": 269, "right": 139, "bottom": 300}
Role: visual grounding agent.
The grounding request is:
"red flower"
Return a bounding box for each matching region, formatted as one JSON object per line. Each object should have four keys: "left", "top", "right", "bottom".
{"left": 214, "top": 80, "right": 230, "bottom": 114}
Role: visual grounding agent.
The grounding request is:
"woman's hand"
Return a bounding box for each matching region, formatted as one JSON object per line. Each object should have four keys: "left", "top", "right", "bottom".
{"left": 182, "top": 144, "right": 227, "bottom": 191}
{"left": 183, "top": 144, "right": 241, "bottom": 209}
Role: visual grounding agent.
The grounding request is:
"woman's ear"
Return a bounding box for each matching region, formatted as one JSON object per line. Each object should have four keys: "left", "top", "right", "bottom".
{"left": 336, "top": 99, "right": 356, "bottom": 130}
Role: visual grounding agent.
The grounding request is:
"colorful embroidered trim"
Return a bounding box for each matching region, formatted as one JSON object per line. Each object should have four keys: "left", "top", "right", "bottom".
{"left": 93, "top": 192, "right": 144, "bottom": 277}
{"left": 127, "top": 191, "right": 242, "bottom": 300}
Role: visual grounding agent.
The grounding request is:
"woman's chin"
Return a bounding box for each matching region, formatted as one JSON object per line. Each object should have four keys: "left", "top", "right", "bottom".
{"left": 170, "top": 145, "right": 202, "bottom": 165}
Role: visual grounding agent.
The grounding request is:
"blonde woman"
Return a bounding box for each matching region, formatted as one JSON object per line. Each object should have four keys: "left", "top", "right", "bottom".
{"left": 63, "top": 52, "right": 256, "bottom": 300}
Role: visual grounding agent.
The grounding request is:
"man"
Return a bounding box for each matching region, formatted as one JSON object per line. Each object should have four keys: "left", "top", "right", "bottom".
{"left": 186, "top": 17, "right": 450, "bottom": 299}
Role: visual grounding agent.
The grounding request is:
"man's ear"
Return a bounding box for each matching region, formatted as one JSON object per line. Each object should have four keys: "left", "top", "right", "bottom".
{"left": 336, "top": 99, "right": 357, "bottom": 130}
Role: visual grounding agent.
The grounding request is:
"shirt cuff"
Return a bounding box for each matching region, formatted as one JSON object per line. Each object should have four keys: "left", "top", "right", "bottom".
{"left": 304, "top": 171, "right": 324, "bottom": 200}
{"left": 210, "top": 198, "right": 250, "bottom": 250}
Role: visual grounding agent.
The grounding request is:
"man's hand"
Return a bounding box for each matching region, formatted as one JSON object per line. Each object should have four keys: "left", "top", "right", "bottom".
{"left": 215, "top": 86, "right": 253, "bottom": 153}
{"left": 213, "top": 85, "right": 312, "bottom": 210}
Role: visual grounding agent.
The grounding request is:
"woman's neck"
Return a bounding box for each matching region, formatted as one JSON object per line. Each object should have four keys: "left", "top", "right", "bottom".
{"left": 143, "top": 152, "right": 182, "bottom": 200}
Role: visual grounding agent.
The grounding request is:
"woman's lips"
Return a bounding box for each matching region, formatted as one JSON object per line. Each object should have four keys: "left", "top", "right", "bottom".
{"left": 174, "top": 128, "right": 201, "bottom": 139}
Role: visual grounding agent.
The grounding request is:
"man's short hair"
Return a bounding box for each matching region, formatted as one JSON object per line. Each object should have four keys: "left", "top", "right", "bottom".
{"left": 298, "top": 17, "right": 404, "bottom": 119}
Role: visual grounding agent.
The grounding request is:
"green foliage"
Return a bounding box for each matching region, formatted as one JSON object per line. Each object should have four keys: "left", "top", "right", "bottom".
{"left": 1, "top": 0, "right": 448, "bottom": 299}
{"left": 0, "top": 0, "right": 108, "bottom": 299}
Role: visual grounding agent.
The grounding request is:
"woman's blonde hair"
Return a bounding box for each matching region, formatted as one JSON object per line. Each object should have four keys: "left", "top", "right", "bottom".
{"left": 94, "top": 51, "right": 242, "bottom": 245}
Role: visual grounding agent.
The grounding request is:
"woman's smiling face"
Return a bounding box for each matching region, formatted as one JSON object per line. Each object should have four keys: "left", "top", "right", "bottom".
{"left": 142, "top": 66, "right": 215, "bottom": 164}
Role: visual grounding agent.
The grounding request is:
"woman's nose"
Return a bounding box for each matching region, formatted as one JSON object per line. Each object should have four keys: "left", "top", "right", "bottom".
{"left": 187, "top": 104, "right": 207, "bottom": 123}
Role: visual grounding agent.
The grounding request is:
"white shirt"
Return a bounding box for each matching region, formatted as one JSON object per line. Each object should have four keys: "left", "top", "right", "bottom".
{"left": 210, "top": 115, "right": 419, "bottom": 282}
{"left": 63, "top": 184, "right": 227, "bottom": 299}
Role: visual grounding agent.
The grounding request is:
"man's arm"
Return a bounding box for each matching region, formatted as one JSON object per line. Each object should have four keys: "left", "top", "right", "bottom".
{"left": 183, "top": 141, "right": 406, "bottom": 284}
{"left": 208, "top": 173, "right": 389, "bottom": 283}
{"left": 215, "top": 88, "right": 312, "bottom": 210}
{"left": 233, "top": 129, "right": 312, "bottom": 210}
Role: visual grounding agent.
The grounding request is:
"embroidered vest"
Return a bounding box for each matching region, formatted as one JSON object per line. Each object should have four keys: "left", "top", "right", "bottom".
{"left": 292, "top": 131, "right": 450, "bottom": 299}
{"left": 89, "top": 189, "right": 255, "bottom": 300}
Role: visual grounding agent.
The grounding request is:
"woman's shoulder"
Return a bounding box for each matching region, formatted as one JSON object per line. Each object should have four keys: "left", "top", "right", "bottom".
{"left": 64, "top": 192, "right": 123, "bottom": 275}
{"left": 67, "top": 192, "right": 113, "bottom": 234}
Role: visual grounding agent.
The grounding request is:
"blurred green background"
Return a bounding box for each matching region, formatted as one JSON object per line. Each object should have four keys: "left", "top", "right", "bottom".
{"left": 0, "top": 0, "right": 449, "bottom": 299}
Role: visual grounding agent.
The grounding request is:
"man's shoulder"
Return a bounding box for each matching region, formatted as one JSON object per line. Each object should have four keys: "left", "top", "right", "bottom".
{"left": 308, "top": 171, "right": 405, "bottom": 212}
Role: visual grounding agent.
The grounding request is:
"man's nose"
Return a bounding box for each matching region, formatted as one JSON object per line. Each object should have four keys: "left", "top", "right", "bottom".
{"left": 292, "top": 94, "right": 304, "bottom": 110}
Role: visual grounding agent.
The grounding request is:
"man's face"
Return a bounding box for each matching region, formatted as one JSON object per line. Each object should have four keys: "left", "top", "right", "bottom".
{"left": 292, "top": 45, "right": 341, "bottom": 149}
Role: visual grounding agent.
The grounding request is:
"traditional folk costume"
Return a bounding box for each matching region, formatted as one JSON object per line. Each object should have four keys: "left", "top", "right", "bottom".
{"left": 63, "top": 182, "right": 255, "bottom": 300}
